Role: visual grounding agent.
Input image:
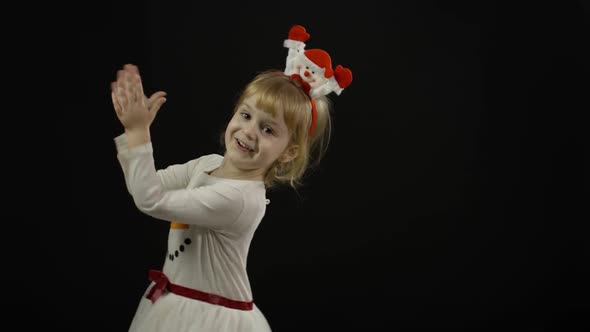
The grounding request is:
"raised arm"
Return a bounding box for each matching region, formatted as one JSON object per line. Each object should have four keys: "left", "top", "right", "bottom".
{"left": 111, "top": 65, "right": 243, "bottom": 229}
{"left": 117, "top": 145, "right": 244, "bottom": 230}
{"left": 114, "top": 132, "right": 202, "bottom": 192}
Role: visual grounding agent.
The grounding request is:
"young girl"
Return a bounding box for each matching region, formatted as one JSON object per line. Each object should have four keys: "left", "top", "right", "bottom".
{"left": 111, "top": 25, "right": 351, "bottom": 331}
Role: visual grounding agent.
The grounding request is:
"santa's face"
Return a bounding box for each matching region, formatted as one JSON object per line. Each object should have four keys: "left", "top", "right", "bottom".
{"left": 294, "top": 58, "right": 328, "bottom": 89}
{"left": 221, "top": 95, "right": 292, "bottom": 180}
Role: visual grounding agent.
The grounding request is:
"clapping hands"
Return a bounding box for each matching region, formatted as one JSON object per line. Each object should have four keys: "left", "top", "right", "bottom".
{"left": 111, "top": 64, "right": 167, "bottom": 132}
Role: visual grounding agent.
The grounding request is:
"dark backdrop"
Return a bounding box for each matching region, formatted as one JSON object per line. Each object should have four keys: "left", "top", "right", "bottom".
{"left": 32, "top": 1, "right": 590, "bottom": 331}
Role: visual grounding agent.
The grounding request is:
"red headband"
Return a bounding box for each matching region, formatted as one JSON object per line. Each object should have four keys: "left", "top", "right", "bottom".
{"left": 289, "top": 74, "right": 317, "bottom": 138}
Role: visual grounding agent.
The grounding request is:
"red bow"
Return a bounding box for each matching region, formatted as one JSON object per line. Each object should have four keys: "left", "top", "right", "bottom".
{"left": 146, "top": 270, "right": 170, "bottom": 303}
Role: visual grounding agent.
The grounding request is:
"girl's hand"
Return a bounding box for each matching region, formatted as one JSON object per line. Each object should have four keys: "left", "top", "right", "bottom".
{"left": 111, "top": 64, "right": 167, "bottom": 132}
{"left": 116, "top": 64, "right": 167, "bottom": 113}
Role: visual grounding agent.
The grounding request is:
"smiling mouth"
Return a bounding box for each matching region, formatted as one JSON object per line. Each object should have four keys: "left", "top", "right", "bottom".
{"left": 236, "top": 138, "right": 254, "bottom": 152}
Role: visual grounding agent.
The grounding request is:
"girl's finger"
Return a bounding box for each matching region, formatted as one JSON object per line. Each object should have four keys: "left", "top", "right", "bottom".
{"left": 111, "top": 92, "right": 122, "bottom": 116}
{"left": 136, "top": 75, "right": 146, "bottom": 106}
{"left": 116, "top": 69, "right": 125, "bottom": 83}
{"left": 118, "top": 87, "right": 128, "bottom": 109}
{"left": 124, "top": 64, "right": 139, "bottom": 75}
{"left": 150, "top": 97, "right": 167, "bottom": 115}
{"left": 148, "top": 91, "right": 167, "bottom": 108}
{"left": 129, "top": 75, "right": 139, "bottom": 104}
{"left": 122, "top": 72, "right": 132, "bottom": 98}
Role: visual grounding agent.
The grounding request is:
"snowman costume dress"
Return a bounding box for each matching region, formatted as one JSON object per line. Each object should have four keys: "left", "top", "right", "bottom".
{"left": 116, "top": 134, "right": 272, "bottom": 332}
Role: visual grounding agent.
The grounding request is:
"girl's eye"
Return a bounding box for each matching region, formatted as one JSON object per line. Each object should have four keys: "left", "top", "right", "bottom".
{"left": 262, "top": 127, "right": 274, "bottom": 135}
{"left": 240, "top": 112, "right": 250, "bottom": 119}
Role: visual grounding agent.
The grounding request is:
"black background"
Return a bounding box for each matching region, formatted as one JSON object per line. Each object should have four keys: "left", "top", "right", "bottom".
{"left": 27, "top": 1, "right": 590, "bottom": 331}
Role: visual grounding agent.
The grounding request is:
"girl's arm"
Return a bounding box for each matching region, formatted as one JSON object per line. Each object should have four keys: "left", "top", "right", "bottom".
{"left": 112, "top": 65, "right": 243, "bottom": 229}
{"left": 117, "top": 144, "right": 244, "bottom": 230}
{"left": 112, "top": 64, "right": 190, "bottom": 192}
{"left": 115, "top": 133, "right": 199, "bottom": 191}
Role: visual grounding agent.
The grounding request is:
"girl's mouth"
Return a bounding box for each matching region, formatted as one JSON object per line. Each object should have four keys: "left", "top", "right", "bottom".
{"left": 236, "top": 138, "right": 253, "bottom": 152}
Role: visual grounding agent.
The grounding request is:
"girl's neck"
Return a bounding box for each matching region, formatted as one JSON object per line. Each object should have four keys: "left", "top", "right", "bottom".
{"left": 210, "top": 161, "right": 265, "bottom": 182}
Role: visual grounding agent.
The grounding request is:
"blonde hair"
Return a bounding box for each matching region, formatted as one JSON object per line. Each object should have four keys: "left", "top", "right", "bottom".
{"left": 231, "top": 70, "right": 332, "bottom": 189}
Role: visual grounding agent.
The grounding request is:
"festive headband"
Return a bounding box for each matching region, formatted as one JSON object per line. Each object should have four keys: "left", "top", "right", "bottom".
{"left": 283, "top": 25, "right": 353, "bottom": 136}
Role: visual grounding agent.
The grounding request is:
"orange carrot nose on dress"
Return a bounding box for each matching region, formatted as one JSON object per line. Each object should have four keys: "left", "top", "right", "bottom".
{"left": 170, "top": 222, "right": 189, "bottom": 229}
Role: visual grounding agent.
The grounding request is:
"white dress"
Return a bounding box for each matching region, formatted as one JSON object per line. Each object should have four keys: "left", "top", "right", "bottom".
{"left": 115, "top": 134, "right": 272, "bottom": 332}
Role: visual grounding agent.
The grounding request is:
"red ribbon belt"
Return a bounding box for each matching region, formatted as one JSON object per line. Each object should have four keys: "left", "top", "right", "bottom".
{"left": 145, "top": 270, "right": 254, "bottom": 311}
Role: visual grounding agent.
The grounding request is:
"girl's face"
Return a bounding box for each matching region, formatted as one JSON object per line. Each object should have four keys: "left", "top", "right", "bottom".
{"left": 222, "top": 95, "right": 296, "bottom": 180}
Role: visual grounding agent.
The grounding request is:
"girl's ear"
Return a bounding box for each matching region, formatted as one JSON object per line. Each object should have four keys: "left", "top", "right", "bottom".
{"left": 279, "top": 144, "right": 299, "bottom": 163}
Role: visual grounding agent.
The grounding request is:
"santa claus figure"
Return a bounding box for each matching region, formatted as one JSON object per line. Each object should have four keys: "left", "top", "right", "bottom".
{"left": 283, "top": 25, "right": 353, "bottom": 99}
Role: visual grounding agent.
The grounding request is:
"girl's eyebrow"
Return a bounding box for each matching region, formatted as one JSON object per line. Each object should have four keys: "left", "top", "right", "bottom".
{"left": 259, "top": 111, "right": 281, "bottom": 128}
{"left": 242, "top": 101, "right": 281, "bottom": 127}
{"left": 264, "top": 119, "right": 280, "bottom": 128}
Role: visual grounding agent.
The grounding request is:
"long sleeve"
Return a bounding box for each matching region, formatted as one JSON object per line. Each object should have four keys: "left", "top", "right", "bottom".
{"left": 115, "top": 135, "right": 245, "bottom": 230}
{"left": 115, "top": 134, "right": 197, "bottom": 192}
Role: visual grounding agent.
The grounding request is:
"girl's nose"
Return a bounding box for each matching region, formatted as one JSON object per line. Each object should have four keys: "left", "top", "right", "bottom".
{"left": 243, "top": 122, "right": 256, "bottom": 138}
